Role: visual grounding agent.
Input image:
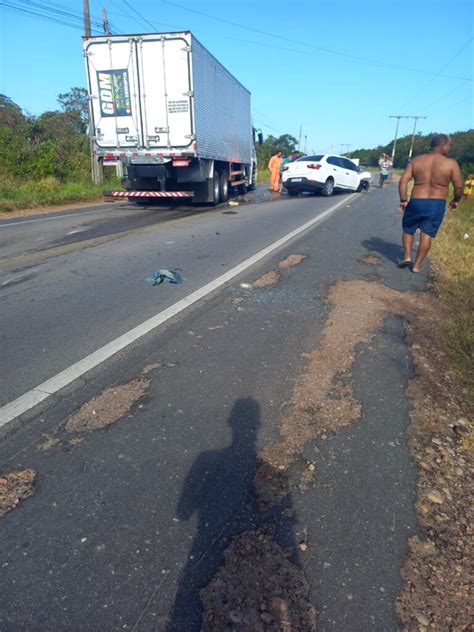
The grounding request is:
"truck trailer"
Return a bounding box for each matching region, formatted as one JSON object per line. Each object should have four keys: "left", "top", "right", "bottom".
{"left": 83, "top": 31, "right": 261, "bottom": 205}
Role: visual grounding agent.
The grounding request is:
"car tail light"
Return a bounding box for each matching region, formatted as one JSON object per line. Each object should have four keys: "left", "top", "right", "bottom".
{"left": 307, "top": 164, "right": 321, "bottom": 170}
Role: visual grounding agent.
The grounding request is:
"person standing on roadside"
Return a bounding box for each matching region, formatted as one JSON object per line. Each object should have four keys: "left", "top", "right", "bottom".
{"left": 463, "top": 173, "right": 474, "bottom": 200}
{"left": 378, "top": 153, "right": 392, "bottom": 187}
{"left": 398, "top": 134, "right": 464, "bottom": 273}
{"left": 268, "top": 150, "right": 283, "bottom": 193}
{"left": 279, "top": 152, "right": 294, "bottom": 193}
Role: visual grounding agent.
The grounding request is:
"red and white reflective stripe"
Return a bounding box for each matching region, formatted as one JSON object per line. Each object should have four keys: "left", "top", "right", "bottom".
{"left": 110, "top": 191, "right": 193, "bottom": 198}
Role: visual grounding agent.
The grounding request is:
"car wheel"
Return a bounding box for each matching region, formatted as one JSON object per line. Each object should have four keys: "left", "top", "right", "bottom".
{"left": 287, "top": 188, "right": 298, "bottom": 196}
{"left": 219, "top": 171, "right": 229, "bottom": 202}
{"left": 357, "top": 180, "right": 369, "bottom": 193}
{"left": 321, "top": 178, "right": 334, "bottom": 196}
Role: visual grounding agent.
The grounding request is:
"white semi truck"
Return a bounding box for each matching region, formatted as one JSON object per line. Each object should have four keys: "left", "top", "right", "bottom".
{"left": 83, "top": 31, "right": 262, "bottom": 205}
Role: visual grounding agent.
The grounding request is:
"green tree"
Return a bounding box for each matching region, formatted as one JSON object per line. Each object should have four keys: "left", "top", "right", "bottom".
{"left": 257, "top": 133, "right": 298, "bottom": 166}
{"left": 57, "top": 87, "right": 89, "bottom": 133}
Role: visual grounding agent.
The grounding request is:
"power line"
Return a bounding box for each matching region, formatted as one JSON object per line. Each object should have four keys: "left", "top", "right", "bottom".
{"left": 123, "top": 0, "right": 158, "bottom": 32}
{"left": 0, "top": 0, "right": 113, "bottom": 33}
{"left": 162, "top": 0, "right": 472, "bottom": 81}
{"left": 399, "top": 37, "right": 474, "bottom": 110}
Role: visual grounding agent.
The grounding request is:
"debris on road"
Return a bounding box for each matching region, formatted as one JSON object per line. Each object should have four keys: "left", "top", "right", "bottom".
{"left": 149, "top": 269, "right": 183, "bottom": 286}
{"left": 0, "top": 469, "right": 36, "bottom": 518}
{"left": 228, "top": 200, "right": 239, "bottom": 207}
{"left": 239, "top": 283, "right": 252, "bottom": 289}
{"left": 65, "top": 378, "right": 150, "bottom": 433}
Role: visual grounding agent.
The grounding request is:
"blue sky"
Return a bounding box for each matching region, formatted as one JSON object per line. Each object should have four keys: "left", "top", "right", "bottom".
{"left": 1, "top": 0, "right": 472, "bottom": 153}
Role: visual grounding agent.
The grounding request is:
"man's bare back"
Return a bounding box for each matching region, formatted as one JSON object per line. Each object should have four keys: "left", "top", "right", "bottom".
{"left": 410, "top": 153, "right": 462, "bottom": 199}
{"left": 399, "top": 138, "right": 463, "bottom": 204}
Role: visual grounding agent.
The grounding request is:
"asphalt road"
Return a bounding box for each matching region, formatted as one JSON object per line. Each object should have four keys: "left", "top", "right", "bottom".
{"left": 0, "top": 183, "right": 427, "bottom": 631}
{"left": 1, "top": 186, "right": 353, "bottom": 407}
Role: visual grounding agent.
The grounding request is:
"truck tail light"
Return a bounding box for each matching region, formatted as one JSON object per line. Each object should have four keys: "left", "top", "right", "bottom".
{"left": 307, "top": 164, "right": 321, "bottom": 170}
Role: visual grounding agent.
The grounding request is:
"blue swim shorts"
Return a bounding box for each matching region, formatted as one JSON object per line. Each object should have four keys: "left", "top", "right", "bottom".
{"left": 402, "top": 198, "right": 446, "bottom": 238}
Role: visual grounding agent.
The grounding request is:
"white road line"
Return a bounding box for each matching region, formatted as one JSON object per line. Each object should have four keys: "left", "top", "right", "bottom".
{"left": 0, "top": 205, "right": 126, "bottom": 228}
{"left": 0, "top": 194, "right": 358, "bottom": 428}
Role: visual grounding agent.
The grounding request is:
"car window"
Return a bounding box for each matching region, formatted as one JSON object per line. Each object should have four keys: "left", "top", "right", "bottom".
{"left": 342, "top": 158, "right": 357, "bottom": 171}
{"left": 296, "top": 155, "right": 323, "bottom": 162}
{"left": 327, "top": 156, "right": 343, "bottom": 167}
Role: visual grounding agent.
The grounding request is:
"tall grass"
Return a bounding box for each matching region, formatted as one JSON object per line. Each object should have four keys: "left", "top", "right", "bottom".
{"left": 0, "top": 176, "right": 120, "bottom": 212}
{"left": 257, "top": 168, "right": 270, "bottom": 182}
{"left": 431, "top": 197, "right": 474, "bottom": 406}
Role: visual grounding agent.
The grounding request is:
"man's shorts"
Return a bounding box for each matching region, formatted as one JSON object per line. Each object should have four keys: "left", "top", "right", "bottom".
{"left": 380, "top": 173, "right": 389, "bottom": 181}
{"left": 402, "top": 198, "right": 446, "bottom": 238}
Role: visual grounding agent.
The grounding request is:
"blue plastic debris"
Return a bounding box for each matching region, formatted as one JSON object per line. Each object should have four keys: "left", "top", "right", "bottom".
{"left": 150, "top": 269, "right": 183, "bottom": 286}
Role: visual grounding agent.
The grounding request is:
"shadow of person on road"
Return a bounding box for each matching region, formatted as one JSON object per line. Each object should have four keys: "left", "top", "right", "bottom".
{"left": 167, "top": 397, "right": 262, "bottom": 631}
{"left": 361, "top": 236, "right": 404, "bottom": 265}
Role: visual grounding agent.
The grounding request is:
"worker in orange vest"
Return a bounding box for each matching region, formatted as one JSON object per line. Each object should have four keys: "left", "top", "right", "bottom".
{"left": 268, "top": 151, "right": 283, "bottom": 192}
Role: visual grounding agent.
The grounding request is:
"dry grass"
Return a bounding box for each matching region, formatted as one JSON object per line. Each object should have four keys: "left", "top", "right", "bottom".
{"left": 431, "top": 197, "right": 474, "bottom": 406}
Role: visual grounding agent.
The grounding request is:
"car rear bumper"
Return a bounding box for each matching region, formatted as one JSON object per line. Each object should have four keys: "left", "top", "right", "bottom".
{"left": 282, "top": 177, "right": 323, "bottom": 191}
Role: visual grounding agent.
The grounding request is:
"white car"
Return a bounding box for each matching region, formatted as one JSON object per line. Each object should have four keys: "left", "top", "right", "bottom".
{"left": 282, "top": 154, "right": 371, "bottom": 196}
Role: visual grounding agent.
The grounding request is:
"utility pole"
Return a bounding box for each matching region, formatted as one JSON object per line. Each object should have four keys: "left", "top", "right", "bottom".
{"left": 408, "top": 116, "right": 426, "bottom": 162}
{"left": 102, "top": 7, "right": 110, "bottom": 35}
{"left": 83, "top": 0, "right": 91, "bottom": 37}
{"left": 297, "top": 125, "right": 302, "bottom": 152}
{"left": 303, "top": 134, "right": 307, "bottom": 154}
{"left": 83, "top": 0, "right": 103, "bottom": 183}
{"left": 389, "top": 115, "right": 426, "bottom": 165}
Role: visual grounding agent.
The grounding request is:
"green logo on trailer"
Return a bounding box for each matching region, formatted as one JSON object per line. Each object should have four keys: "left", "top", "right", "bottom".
{"left": 97, "top": 69, "right": 131, "bottom": 117}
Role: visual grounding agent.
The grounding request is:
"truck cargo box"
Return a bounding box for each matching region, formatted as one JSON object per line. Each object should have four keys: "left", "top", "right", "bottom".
{"left": 84, "top": 32, "right": 252, "bottom": 164}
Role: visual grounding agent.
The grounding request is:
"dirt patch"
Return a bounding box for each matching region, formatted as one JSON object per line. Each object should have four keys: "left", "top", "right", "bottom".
{"left": 253, "top": 271, "right": 281, "bottom": 288}
{"left": 253, "top": 254, "right": 307, "bottom": 288}
{"left": 65, "top": 378, "right": 150, "bottom": 433}
{"left": 0, "top": 470, "right": 36, "bottom": 518}
{"left": 200, "top": 526, "right": 316, "bottom": 631}
{"left": 278, "top": 254, "right": 307, "bottom": 269}
{"left": 141, "top": 363, "right": 161, "bottom": 375}
{"left": 255, "top": 280, "right": 428, "bottom": 508}
{"left": 359, "top": 254, "right": 381, "bottom": 266}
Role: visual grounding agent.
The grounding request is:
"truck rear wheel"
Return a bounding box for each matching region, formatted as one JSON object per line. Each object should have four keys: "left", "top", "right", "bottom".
{"left": 219, "top": 171, "right": 229, "bottom": 202}
{"left": 211, "top": 171, "right": 220, "bottom": 205}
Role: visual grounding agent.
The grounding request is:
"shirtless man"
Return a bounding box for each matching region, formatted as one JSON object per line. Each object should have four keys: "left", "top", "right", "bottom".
{"left": 398, "top": 134, "right": 463, "bottom": 273}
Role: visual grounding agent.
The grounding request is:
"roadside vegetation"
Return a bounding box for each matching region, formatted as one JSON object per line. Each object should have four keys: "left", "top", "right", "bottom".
{"left": 350, "top": 129, "right": 474, "bottom": 173}
{"left": 431, "top": 195, "right": 474, "bottom": 408}
{"left": 0, "top": 91, "right": 300, "bottom": 212}
{"left": 0, "top": 90, "right": 117, "bottom": 213}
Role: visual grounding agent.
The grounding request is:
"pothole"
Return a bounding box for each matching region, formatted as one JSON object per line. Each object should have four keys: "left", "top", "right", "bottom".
{"left": 201, "top": 526, "right": 317, "bottom": 631}
{"left": 0, "top": 469, "right": 36, "bottom": 518}
{"left": 253, "top": 254, "right": 307, "bottom": 288}
{"left": 65, "top": 378, "right": 150, "bottom": 433}
{"left": 359, "top": 254, "right": 381, "bottom": 266}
